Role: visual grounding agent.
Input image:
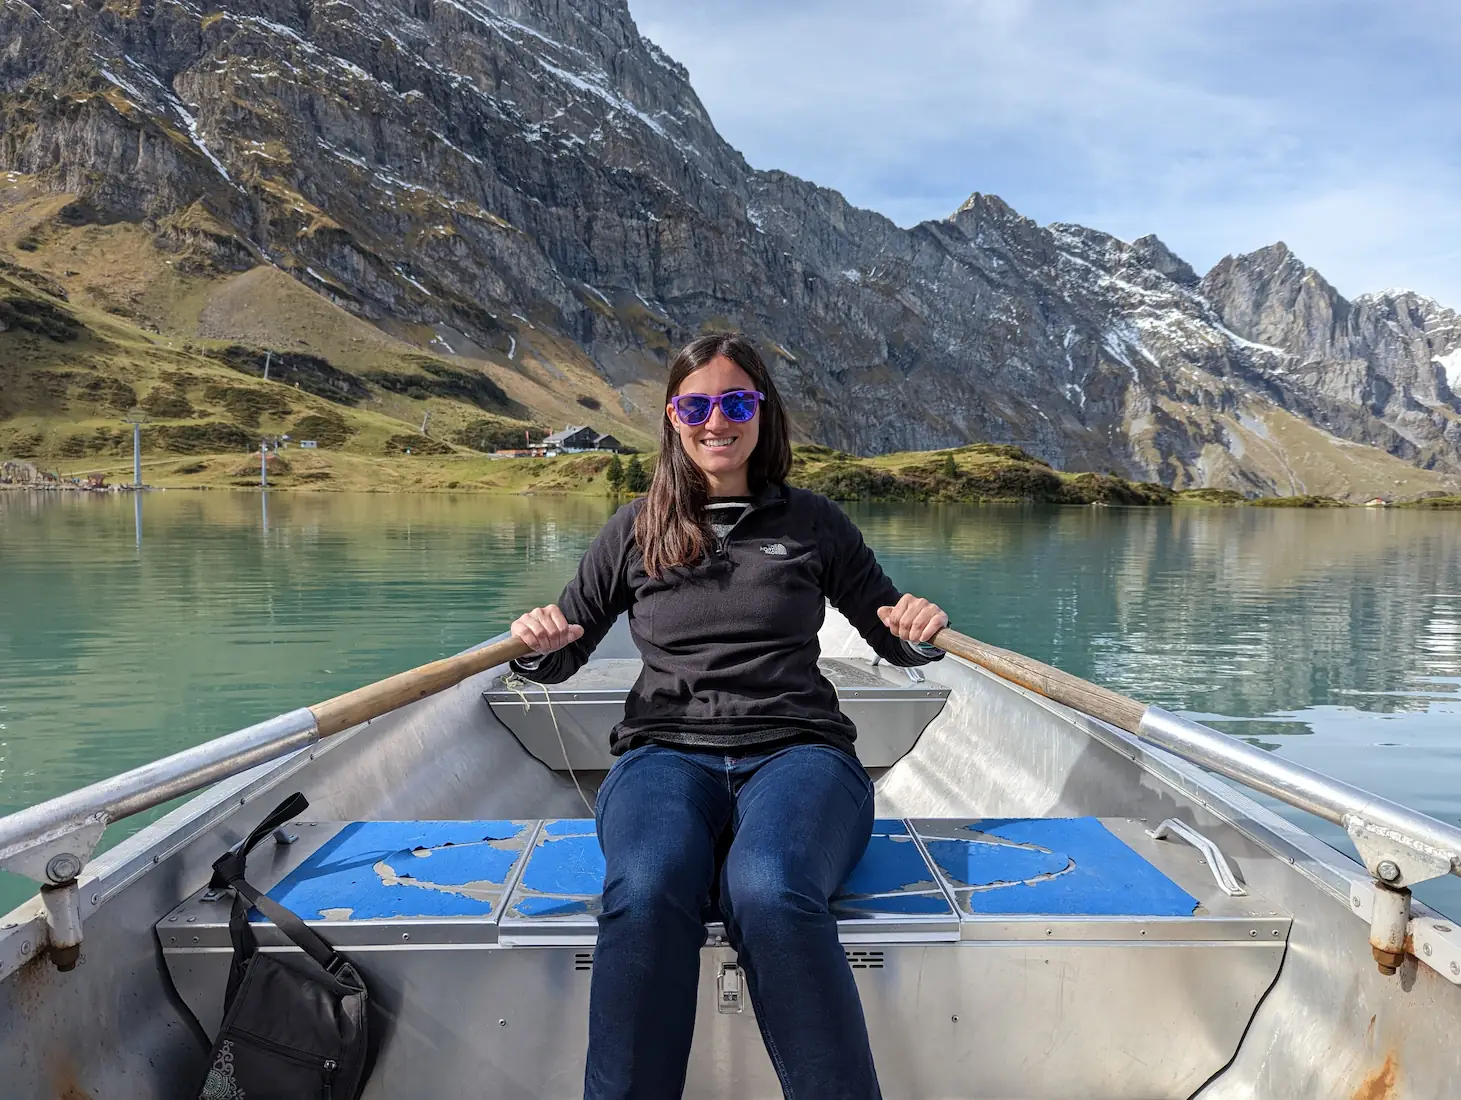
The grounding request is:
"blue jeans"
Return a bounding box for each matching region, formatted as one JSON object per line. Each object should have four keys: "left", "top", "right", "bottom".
{"left": 585, "top": 742, "right": 881, "bottom": 1100}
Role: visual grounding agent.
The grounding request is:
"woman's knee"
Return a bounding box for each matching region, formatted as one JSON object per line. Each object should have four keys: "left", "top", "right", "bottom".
{"left": 604, "top": 854, "right": 698, "bottom": 914}
{"left": 722, "top": 852, "right": 828, "bottom": 934}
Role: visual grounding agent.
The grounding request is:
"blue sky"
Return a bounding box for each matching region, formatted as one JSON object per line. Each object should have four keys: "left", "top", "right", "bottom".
{"left": 629, "top": 0, "right": 1461, "bottom": 306}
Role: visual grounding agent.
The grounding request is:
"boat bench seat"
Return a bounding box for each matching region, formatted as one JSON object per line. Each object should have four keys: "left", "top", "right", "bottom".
{"left": 485, "top": 657, "right": 950, "bottom": 771}
{"left": 236, "top": 816, "right": 1216, "bottom": 942}
{"left": 159, "top": 817, "right": 1291, "bottom": 1100}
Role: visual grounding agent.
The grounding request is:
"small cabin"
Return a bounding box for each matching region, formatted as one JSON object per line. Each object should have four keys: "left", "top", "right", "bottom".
{"left": 534, "top": 426, "right": 599, "bottom": 455}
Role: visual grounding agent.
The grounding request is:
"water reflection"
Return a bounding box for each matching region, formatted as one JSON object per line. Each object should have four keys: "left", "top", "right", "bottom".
{"left": 852, "top": 505, "right": 1461, "bottom": 721}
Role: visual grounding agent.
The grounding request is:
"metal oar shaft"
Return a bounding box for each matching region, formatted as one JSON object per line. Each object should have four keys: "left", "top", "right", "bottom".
{"left": 931, "top": 626, "right": 1461, "bottom": 879}
{"left": 0, "top": 636, "right": 533, "bottom": 859}
{"left": 931, "top": 625, "right": 1461, "bottom": 975}
{"left": 0, "top": 635, "right": 531, "bottom": 970}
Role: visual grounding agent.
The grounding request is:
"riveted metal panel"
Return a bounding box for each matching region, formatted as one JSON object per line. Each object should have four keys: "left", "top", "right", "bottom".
{"left": 162, "top": 934, "right": 1282, "bottom": 1099}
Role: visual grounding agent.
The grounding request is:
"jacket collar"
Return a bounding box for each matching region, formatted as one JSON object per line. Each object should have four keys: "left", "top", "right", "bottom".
{"left": 750, "top": 480, "right": 788, "bottom": 510}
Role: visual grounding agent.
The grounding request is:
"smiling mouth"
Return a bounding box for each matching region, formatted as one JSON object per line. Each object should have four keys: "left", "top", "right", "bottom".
{"left": 699, "top": 437, "right": 737, "bottom": 449}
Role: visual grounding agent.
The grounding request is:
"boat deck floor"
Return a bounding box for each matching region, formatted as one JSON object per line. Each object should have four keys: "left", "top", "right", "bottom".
{"left": 160, "top": 816, "right": 1290, "bottom": 1099}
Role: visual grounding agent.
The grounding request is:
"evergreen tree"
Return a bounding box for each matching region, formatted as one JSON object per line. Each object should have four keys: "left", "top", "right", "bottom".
{"left": 941, "top": 453, "right": 959, "bottom": 479}
{"left": 606, "top": 454, "right": 624, "bottom": 492}
{"left": 625, "top": 454, "right": 648, "bottom": 493}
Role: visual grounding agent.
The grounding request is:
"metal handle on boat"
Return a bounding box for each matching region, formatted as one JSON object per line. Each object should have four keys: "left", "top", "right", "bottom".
{"left": 1146, "top": 818, "right": 1246, "bottom": 897}
{"left": 930, "top": 627, "right": 1461, "bottom": 974}
{"left": 0, "top": 634, "right": 533, "bottom": 970}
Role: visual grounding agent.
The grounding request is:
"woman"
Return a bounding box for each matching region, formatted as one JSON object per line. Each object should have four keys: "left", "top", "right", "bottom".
{"left": 510, "top": 332, "right": 949, "bottom": 1100}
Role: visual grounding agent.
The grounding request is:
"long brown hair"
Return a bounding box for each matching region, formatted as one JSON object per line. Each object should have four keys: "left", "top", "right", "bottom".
{"left": 634, "top": 332, "right": 792, "bottom": 578}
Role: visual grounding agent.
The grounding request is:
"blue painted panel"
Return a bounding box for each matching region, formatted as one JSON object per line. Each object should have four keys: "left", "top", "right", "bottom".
{"left": 264, "top": 821, "right": 533, "bottom": 921}
{"left": 916, "top": 818, "right": 1198, "bottom": 917}
{"left": 872, "top": 819, "right": 908, "bottom": 835}
{"left": 505, "top": 822, "right": 950, "bottom": 923}
{"left": 837, "top": 835, "right": 942, "bottom": 899}
{"left": 504, "top": 828, "right": 607, "bottom": 920}
{"left": 518, "top": 835, "right": 607, "bottom": 897}
{"left": 542, "top": 819, "right": 596, "bottom": 836}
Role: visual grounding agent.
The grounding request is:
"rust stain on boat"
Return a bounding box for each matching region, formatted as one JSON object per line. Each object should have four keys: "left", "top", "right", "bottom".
{"left": 1351, "top": 1053, "right": 1399, "bottom": 1100}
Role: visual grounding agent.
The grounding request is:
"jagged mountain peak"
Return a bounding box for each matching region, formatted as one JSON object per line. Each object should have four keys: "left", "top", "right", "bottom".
{"left": 1200, "top": 243, "right": 1346, "bottom": 352}
{"left": 1355, "top": 287, "right": 1457, "bottom": 317}
{"left": 1204, "top": 241, "right": 1353, "bottom": 306}
{"left": 950, "top": 191, "right": 1029, "bottom": 229}
{"left": 1129, "top": 234, "right": 1199, "bottom": 288}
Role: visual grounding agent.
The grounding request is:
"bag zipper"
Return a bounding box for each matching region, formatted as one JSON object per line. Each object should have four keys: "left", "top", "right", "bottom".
{"left": 230, "top": 1027, "right": 342, "bottom": 1095}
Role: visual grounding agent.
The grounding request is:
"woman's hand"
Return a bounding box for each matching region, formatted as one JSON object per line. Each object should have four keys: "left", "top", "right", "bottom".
{"left": 876, "top": 594, "right": 948, "bottom": 645}
{"left": 511, "top": 604, "right": 585, "bottom": 655}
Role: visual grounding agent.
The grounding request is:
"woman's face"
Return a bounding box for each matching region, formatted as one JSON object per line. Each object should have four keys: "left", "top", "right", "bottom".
{"left": 668, "top": 355, "right": 761, "bottom": 486}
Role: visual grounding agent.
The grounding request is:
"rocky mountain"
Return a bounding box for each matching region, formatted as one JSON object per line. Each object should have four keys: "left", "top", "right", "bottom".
{"left": 1201, "top": 245, "right": 1461, "bottom": 471}
{"left": 1, "top": 0, "right": 1458, "bottom": 497}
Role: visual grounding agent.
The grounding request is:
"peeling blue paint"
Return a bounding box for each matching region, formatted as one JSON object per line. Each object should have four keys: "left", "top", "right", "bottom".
{"left": 519, "top": 834, "right": 607, "bottom": 897}
{"left": 263, "top": 820, "right": 533, "bottom": 921}
{"left": 914, "top": 818, "right": 1199, "bottom": 917}
{"left": 511, "top": 895, "right": 599, "bottom": 918}
{"left": 541, "top": 818, "right": 596, "bottom": 836}
{"left": 262, "top": 817, "right": 1197, "bottom": 928}
{"left": 838, "top": 835, "right": 942, "bottom": 899}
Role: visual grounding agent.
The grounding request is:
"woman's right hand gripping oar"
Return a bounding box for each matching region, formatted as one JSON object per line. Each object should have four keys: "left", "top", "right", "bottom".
{"left": 511, "top": 604, "right": 584, "bottom": 657}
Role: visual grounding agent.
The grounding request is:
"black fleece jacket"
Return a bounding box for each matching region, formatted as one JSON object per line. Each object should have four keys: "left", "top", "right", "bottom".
{"left": 509, "top": 481, "right": 941, "bottom": 757}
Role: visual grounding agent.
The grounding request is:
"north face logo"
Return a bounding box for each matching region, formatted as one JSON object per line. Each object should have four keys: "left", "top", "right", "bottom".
{"left": 760, "top": 542, "right": 788, "bottom": 556}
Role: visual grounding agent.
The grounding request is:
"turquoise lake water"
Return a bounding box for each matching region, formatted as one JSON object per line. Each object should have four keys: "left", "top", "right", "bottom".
{"left": 2, "top": 490, "right": 1459, "bottom": 917}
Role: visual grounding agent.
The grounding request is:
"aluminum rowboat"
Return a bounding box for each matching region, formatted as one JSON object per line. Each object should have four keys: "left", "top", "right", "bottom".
{"left": 0, "top": 610, "right": 1457, "bottom": 1098}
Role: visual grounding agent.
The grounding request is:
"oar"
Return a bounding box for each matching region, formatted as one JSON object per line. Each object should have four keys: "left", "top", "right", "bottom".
{"left": 928, "top": 625, "right": 1461, "bottom": 977}
{"left": 310, "top": 635, "right": 534, "bottom": 735}
{"left": 929, "top": 627, "right": 1145, "bottom": 733}
{"left": 0, "top": 633, "right": 537, "bottom": 970}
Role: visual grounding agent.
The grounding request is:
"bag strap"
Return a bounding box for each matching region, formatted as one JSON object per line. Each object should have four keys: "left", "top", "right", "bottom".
{"left": 210, "top": 793, "right": 344, "bottom": 987}
{"left": 210, "top": 790, "right": 310, "bottom": 886}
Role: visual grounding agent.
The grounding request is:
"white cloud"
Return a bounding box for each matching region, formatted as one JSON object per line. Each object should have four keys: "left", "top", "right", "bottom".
{"left": 628, "top": 0, "right": 1461, "bottom": 304}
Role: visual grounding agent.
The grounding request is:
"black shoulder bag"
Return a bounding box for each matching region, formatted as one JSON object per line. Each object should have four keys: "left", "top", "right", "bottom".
{"left": 198, "top": 792, "right": 372, "bottom": 1100}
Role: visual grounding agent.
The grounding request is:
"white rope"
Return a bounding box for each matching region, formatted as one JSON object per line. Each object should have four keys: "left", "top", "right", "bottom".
{"left": 501, "top": 671, "right": 594, "bottom": 815}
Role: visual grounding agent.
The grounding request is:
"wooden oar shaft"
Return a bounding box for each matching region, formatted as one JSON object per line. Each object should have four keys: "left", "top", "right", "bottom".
{"left": 930, "top": 627, "right": 1148, "bottom": 734}
{"left": 306, "top": 627, "right": 1147, "bottom": 742}
{"left": 309, "top": 635, "right": 534, "bottom": 736}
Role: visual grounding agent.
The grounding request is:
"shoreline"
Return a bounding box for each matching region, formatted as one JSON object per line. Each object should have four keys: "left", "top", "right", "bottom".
{"left": 5, "top": 442, "right": 1459, "bottom": 507}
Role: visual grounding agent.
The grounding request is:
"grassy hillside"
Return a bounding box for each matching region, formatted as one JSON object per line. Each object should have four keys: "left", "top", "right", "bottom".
{"left": 789, "top": 444, "right": 1176, "bottom": 504}
{"left": 0, "top": 175, "right": 656, "bottom": 474}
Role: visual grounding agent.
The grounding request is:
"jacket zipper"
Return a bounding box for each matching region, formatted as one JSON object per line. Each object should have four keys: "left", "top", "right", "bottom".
{"left": 231, "top": 1027, "right": 341, "bottom": 1095}
{"left": 714, "top": 495, "right": 785, "bottom": 556}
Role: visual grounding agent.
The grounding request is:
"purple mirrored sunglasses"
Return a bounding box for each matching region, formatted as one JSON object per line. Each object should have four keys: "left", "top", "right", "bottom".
{"left": 670, "top": 389, "right": 765, "bottom": 427}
